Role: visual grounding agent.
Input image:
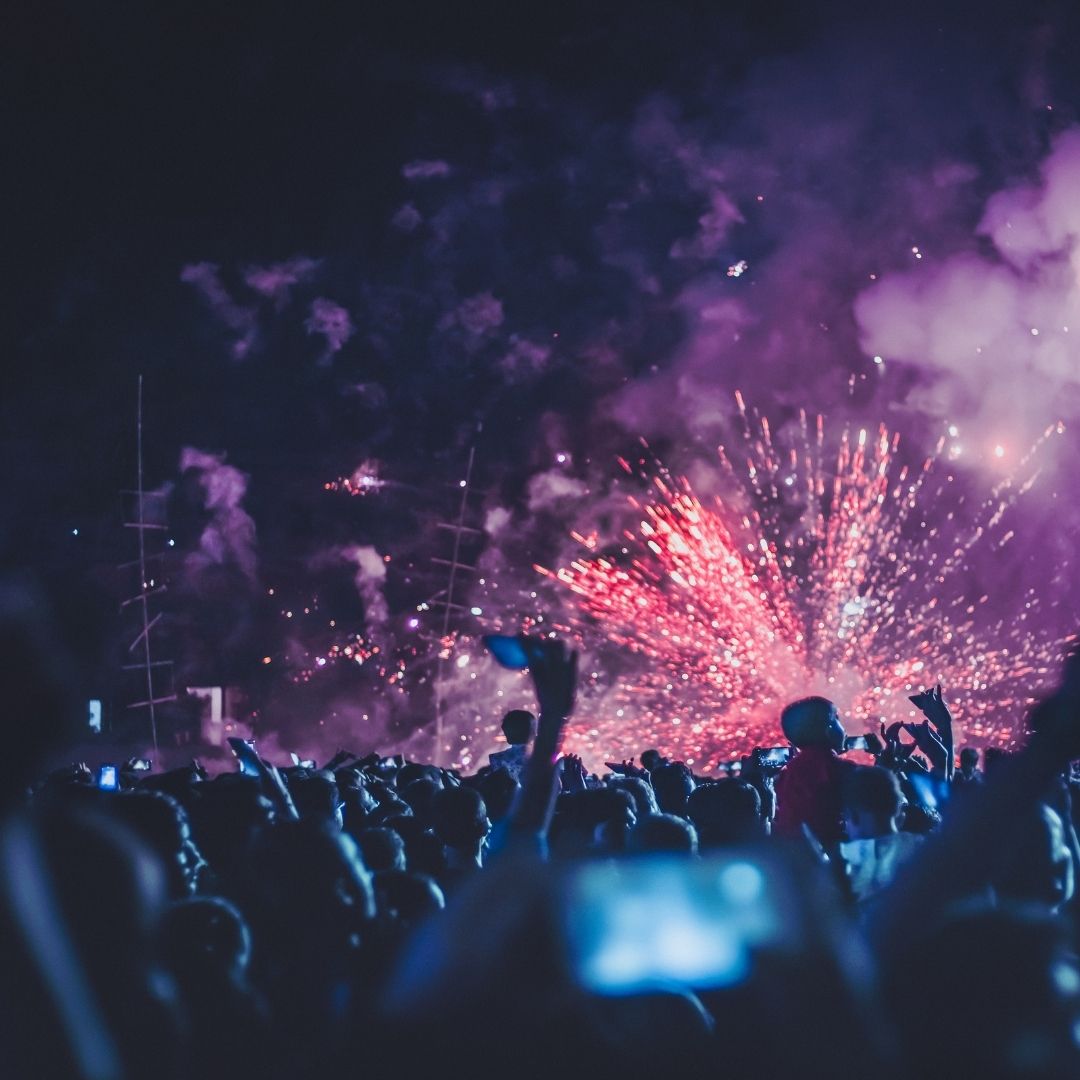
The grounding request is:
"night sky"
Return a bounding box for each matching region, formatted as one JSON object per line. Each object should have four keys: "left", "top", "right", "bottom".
{"left": 8, "top": 2, "right": 1080, "bottom": 763}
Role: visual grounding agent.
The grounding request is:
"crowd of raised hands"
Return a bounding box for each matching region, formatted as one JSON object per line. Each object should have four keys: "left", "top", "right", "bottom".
{"left": 6, "top": 636, "right": 1080, "bottom": 1079}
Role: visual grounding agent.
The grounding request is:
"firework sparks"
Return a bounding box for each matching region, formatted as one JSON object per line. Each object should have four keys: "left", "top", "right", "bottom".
{"left": 324, "top": 460, "right": 386, "bottom": 496}
{"left": 540, "top": 402, "right": 1068, "bottom": 765}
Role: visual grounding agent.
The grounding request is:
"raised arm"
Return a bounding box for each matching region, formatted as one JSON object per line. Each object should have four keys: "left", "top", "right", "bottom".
{"left": 908, "top": 684, "right": 954, "bottom": 781}
{"left": 505, "top": 636, "right": 578, "bottom": 849}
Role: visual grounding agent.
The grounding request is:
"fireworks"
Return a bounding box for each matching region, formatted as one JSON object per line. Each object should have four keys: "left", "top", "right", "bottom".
{"left": 539, "top": 398, "right": 1069, "bottom": 765}
{"left": 323, "top": 460, "right": 385, "bottom": 496}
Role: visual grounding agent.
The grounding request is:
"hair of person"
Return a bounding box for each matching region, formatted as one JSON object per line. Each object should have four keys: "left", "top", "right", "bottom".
{"left": 501, "top": 709, "right": 536, "bottom": 745}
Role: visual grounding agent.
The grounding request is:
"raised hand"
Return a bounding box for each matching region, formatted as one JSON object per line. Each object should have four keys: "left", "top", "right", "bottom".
{"left": 879, "top": 721, "right": 917, "bottom": 770}
{"left": 559, "top": 753, "right": 588, "bottom": 793}
{"left": 507, "top": 635, "right": 580, "bottom": 846}
{"left": 908, "top": 684, "right": 954, "bottom": 779}
{"left": 523, "top": 635, "right": 578, "bottom": 721}
{"left": 902, "top": 719, "right": 948, "bottom": 776}
{"left": 605, "top": 758, "right": 649, "bottom": 779}
{"left": 909, "top": 684, "right": 952, "bottom": 731}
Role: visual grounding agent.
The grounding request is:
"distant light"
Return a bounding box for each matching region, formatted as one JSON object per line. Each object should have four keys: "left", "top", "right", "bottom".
{"left": 948, "top": 425, "right": 959, "bottom": 437}
{"left": 1031, "top": 327, "right": 1040, "bottom": 336}
{"left": 994, "top": 445, "right": 1006, "bottom": 458}
{"left": 71, "top": 528, "right": 79, "bottom": 536}
{"left": 408, "top": 618, "right": 419, "bottom": 628}
{"left": 315, "top": 657, "right": 327, "bottom": 667}
{"left": 262, "top": 656, "right": 272, "bottom": 665}
{"left": 556, "top": 453, "right": 567, "bottom": 463}
{"left": 456, "top": 655, "right": 470, "bottom": 668}
{"left": 470, "top": 606, "right": 483, "bottom": 616}
{"left": 459, "top": 480, "right": 467, "bottom": 488}
{"left": 720, "top": 861, "right": 765, "bottom": 903}
{"left": 872, "top": 355, "right": 884, "bottom": 365}
{"left": 167, "top": 538, "right": 176, "bottom": 547}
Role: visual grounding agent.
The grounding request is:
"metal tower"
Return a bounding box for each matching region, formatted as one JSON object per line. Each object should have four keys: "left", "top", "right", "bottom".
{"left": 119, "top": 376, "right": 174, "bottom": 752}
{"left": 424, "top": 427, "right": 483, "bottom": 764}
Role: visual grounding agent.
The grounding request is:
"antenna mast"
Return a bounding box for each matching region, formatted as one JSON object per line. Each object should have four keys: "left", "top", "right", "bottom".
{"left": 120, "top": 376, "right": 174, "bottom": 752}
{"left": 427, "top": 428, "right": 482, "bottom": 765}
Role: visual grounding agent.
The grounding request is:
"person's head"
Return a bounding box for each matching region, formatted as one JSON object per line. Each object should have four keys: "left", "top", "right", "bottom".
{"left": 289, "top": 772, "right": 343, "bottom": 828}
{"left": 501, "top": 709, "right": 536, "bottom": 746}
{"left": 374, "top": 869, "right": 446, "bottom": 929}
{"left": 687, "top": 780, "right": 764, "bottom": 848}
{"left": 959, "top": 747, "right": 980, "bottom": 773}
{"left": 159, "top": 896, "right": 251, "bottom": 983}
{"left": 381, "top": 815, "right": 449, "bottom": 879}
{"left": 476, "top": 766, "right": 520, "bottom": 823}
{"left": 397, "top": 762, "right": 443, "bottom": 789}
{"left": 627, "top": 813, "right": 698, "bottom": 855}
{"left": 431, "top": 785, "right": 490, "bottom": 850}
{"left": 843, "top": 766, "right": 903, "bottom": 840}
{"left": 640, "top": 749, "right": 665, "bottom": 772}
{"left": 188, "top": 776, "right": 275, "bottom": 878}
{"left": 994, "top": 804, "right": 1075, "bottom": 911}
{"left": 107, "top": 790, "right": 203, "bottom": 898}
{"left": 245, "top": 819, "right": 375, "bottom": 956}
{"left": 400, "top": 777, "right": 441, "bottom": 823}
{"left": 355, "top": 827, "right": 407, "bottom": 873}
{"left": 607, "top": 776, "right": 660, "bottom": 818}
{"left": 42, "top": 809, "right": 168, "bottom": 986}
{"left": 650, "top": 762, "right": 696, "bottom": 817}
{"left": 780, "top": 697, "right": 845, "bottom": 751}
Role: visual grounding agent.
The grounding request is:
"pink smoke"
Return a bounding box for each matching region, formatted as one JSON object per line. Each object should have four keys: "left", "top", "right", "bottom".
{"left": 179, "top": 448, "right": 258, "bottom": 582}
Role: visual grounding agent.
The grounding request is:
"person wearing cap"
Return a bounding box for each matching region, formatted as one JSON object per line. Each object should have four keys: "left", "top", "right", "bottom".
{"left": 772, "top": 696, "right": 855, "bottom": 846}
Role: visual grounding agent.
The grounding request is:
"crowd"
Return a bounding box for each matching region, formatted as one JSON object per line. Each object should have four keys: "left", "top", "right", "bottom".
{"left": 5, "top": 619, "right": 1080, "bottom": 1080}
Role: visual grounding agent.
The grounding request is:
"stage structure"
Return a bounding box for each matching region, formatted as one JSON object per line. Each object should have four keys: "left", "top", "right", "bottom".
{"left": 118, "top": 376, "right": 175, "bottom": 753}
{"left": 425, "top": 425, "right": 484, "bottom": 765}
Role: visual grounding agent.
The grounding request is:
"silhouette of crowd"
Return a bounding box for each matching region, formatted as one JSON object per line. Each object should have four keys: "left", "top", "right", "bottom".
{"left": 5, "top": 594, "right": 1080, "bottom": 1079}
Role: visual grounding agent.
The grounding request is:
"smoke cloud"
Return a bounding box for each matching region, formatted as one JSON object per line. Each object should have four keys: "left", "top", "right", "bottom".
{"left": 179, "top": 448, "right": 257, "bottom": 582}
{"left": 855, "top": 127, "right": 1080, "bottom": 447}
{"left": 305, "top": 297, "right": 355, "bottom": 356}
{"left": 340, "top": 544, "right": 389, "bottom": 630}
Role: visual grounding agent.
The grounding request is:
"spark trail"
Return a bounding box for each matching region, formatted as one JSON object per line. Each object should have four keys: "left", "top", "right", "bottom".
{"left": 538, "top": 399, "right": 1068, "bottom": 764}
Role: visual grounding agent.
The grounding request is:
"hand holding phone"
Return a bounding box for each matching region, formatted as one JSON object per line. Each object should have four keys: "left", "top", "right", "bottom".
{"left": 227, "top": 737, "right": 263, "bottom": 778}
{"left": 756, "top": 746, "right": 792, "bottom": 768}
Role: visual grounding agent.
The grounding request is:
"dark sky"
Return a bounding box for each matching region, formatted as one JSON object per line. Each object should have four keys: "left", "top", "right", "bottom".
{"left": 6, "top": 1, "right": 1080, "bottom": 735}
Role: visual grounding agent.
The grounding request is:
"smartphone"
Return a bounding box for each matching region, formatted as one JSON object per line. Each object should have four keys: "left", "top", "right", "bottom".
{"left": 227, "top": 736, "right": 262, "bottom": 778}
{"left": 562, "top": 853, "right": 795, "bottom": 995}
{"left": 129, "top": 758, "right": 152, "bottom": 772}
{"left": 908, "top": 770, "right": 950, "bottom": 811}
{"left": 97, "top": 764, "right": 119, "bottom": 791}
{"left": 757, "top": 746, "right": 792, "bottom": 767}
{"left": 845, "top": 735, "right": 869, "bottom": 753}
{"left": 483, "top": 634, "right": 530, "bottom": 670}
